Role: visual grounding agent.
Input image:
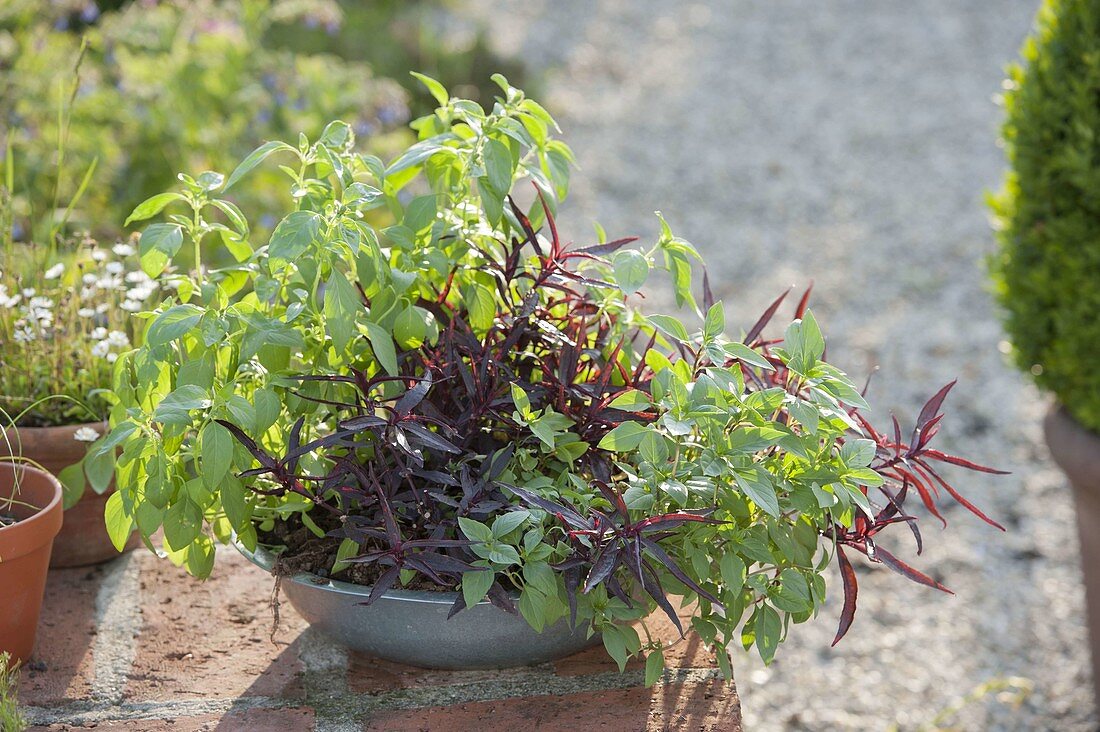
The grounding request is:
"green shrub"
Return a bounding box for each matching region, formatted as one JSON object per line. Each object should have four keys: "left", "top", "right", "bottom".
{"left": 0, "top": 0, "right": 410, "bottom": 241}
{"left": 989, "top": 0, "right": 1100, "bottom": 432}
{"left": 263, "top": 0, "right": 532, "bottom": 118}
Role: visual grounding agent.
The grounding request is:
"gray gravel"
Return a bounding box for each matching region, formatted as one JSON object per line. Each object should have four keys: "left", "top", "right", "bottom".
{"left": 453, "top": 1, "right": 1094, "bottom": 729}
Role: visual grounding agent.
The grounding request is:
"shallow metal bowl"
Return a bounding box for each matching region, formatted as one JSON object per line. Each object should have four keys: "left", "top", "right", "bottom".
{"left": 236, "top": 542, "right": 599, "bottom": 669}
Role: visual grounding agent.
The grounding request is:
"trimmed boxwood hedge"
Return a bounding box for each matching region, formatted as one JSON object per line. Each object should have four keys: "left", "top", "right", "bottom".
{"left": 990, "top": 0, "right": 1100, "bottom": 433}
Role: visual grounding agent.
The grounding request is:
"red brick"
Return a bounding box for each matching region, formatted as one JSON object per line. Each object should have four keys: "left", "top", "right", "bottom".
{"left": 29, "top": 707, "right": 315, "bottom": 731}
{"left": 124, "top": 550, "right": 308, "bottom": 702}
{"left": 18, "top": 564, "right": 104, "bottom": 705}
{"left": 360, "top": 681, "right": 741, "bottom": 731}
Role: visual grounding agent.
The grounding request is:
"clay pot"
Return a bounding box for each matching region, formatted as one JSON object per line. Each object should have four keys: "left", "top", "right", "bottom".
{"left": 1044, "top": 404, "right": 1100, "bottom": 702}
{"left": 1, "top": 422, "right": 137, "bottom": 567}
{"left": 0, "top": 463, "right": 63, "bottom": 663}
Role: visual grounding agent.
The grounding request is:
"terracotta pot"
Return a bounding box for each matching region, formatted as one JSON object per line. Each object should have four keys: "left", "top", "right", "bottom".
{"left": 1044, "top": 404, "right": 1100, "bottom": 702}
{"left": 0, "top": 463, "right": 63, "bottom": 663}
{"left": 1, "top": 422, "right": 138, "bottom": 567}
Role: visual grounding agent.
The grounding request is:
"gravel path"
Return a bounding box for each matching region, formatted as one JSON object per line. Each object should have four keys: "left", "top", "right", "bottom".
{"left": 455, "top": 1, "right": 1095, "bottom": 729}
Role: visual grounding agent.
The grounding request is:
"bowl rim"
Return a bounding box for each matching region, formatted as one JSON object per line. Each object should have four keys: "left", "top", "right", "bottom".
{"left": 235, "top": 539, "right": 475, "bottom": 606}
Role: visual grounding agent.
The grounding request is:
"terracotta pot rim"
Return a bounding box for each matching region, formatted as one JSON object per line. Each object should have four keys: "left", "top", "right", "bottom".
{"left": 0, "top": 463, "right": 64, "bottom": 562}
{"left": 1043, "top": 402, "right": 1100, "bottom": 487}
{"left": 2, "top": 419, "right": 108, "bottom": 439}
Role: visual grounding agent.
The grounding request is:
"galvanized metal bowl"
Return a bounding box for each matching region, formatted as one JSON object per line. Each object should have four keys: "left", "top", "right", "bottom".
{"left": 236, "top": 542, "right": 600, "bottom": 669}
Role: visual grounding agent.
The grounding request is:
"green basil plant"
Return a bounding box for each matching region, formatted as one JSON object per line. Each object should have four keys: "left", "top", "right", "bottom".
{"left": 95, "top": 75, "right": 1002, "bottom": 677}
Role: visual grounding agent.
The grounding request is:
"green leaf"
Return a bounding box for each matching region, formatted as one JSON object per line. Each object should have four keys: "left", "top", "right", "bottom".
{"left": 253, "top": 388, "right": 281, "bottom": 433}
{"left": 720, "top": 553, "right": 746, "bottom": 591}
{"left": 510, "top": 383, "right": 531, "bottom": 413}
{"left": 483, "top": 137, "right": 514, "bottom": 196}
{"left": 220, "top": 475, "right": 250, "bottom": 531}
{"left": 268, "top": 211, "right": 322, "bottom": 262}
{"left": 518, "top": 586, "right": 548, "bottom": 633}
{"left": 225, "top": 140, "right": 295, "bottom": 192}
{"left": 704, "top": 301, "right": 725, "bottom": 339}
{"left": 394, "top": 305, "right": 429, "bottom": 349}
{"left": 126, "top": 192, "right": 184, "bottom": 226}
{"left": 598, "top": 421, "right": 649, "bottom": 452}
{"left": 458, "top": 517, "right": 493, "bottom": 543}
{"left": 324, "top": 271, "right": 361, "bottom": 353}
{"left": 104, "top": 490, "right": 134, "bottom": 553}
{"left": 724, "top": 342, "right": 774, "bottom": 370}
{"left": 84, "top": 447, "right": 114, "bottom": 494}
{"left": 139, "top": 223, "right": 184, "bottom": 277}
{"left": 645, "top": 647, "right": 665, "bottom": 687}
{"left": 491, "top": 510, "right": 530, "bottom": 538}
{"left": 528, "top": 417, "right": 557, "bottom": 449}
{"left": 602, "top": 626, "right": 630, "bottom": 672}
{"left": 58, "top": 460, "right": 86, "bottom": 509}
{"left": 403, "top": 195, "right": 438, "bottom": 233}
{"left": 648, "top": 314, "right": 690, "bottom": 343}
{"left": 164, "top": 498, "right": 203, "bottom": 552}
{"left": 385, "top": 135, "right": 455, "bottom": 176}
{"left": 771, "top": 568, "right": 812, "bottom": 613}
{"left": 487, "top": 544, "right": 521, "bottom": 566}
{"left": 754, "top": 604, "right": 782, "bottom": 664}
{"left": 332, "top": 537, "right": 360, "bottom": 574}
{"left": 184, "top": 535, "right": 215, "bottom": 578}
{"left": 841, "top": 438, "right": 877, "bottom": 468}
{"left": 462, "top": 568, "right": 494, "bottom": 608}
{"left": 799, "top": 310, "right": 826, "bottom": 361}
{"left": 612, "top": 250, "right": 649, "bottom": 295}
{"left": 146, "top": 304, "right": 203, "bottom": 347}
{"left": 608, "top": 389, "right": 652, "bottom": 412}
{"left": 365, "top": 321, "right": 398, "bottom": 376}
{"left": 522, "top": 561, "right": 557, "bottom": 595}
{"left": 200, "top": 421, "right": 234, "bottom": 490}
{"left": 735, "top": 470, "right": 781, "bottom": 518}
{"left": 220, "top": 229, "right": 254, "bottom": 264}
{"left": 462, "top": 283, "right": 496, "bottom": 332}
{"left": 153, "top": 385, "right": 210, "bottom": 425}
{"left": 209, "top": 199, "right": 249, "bottom": 237}
{"left": 410, "top": 72, "right": 449, "bottom": 107}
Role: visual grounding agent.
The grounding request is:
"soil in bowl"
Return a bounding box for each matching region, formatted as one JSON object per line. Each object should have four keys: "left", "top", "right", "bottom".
{"left": 260, "top": 515, "right": 457, "bottom": 592}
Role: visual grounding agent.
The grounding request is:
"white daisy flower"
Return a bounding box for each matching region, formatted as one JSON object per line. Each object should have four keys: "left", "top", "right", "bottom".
{"left": 91, "top": 250, "right": 108, "bottom": 262}
{"left": 43, "top": 263, "right": 65, "bottom": 280}
{"left": 106, "top": 330, "right": 130, "bottom": 348}
{"left": 72, "top": 426, "right": 101, "bottom": 442}
{"left": 106, "top": 352, "right": 119, "bottom": 364}
{"left": 112, "top": 243, "right": 135, "bottom": 257}
{"left": 90, "top": 340, "right": 110, "bottom": 358}
{"left": 96, "top": 303, "right": 109, "bottom": 314}
{"left": 121, "top": 300, "right": 142, "bottom": 312}
{"left": 13, "top": 326, "right": 36, "bottom": 343}
{"left": 78, "top": 307, "right": 96, "bottom": 318}
{"left": 21, "top": 288, "right": 35, "bottom": 298}
{"left": 29, "top": 296, "right": 53, "bottom": 310}
{"left": 91, "top": 326, "right": 108, "bottom": 339}
{"left": 82, "top": 273, "right": 98, "bottom": 286}
{"left": 105, "top": 261, "right": 124, "bottom": 275}
{"left": 80, "top": 287, "right": 97, "bottom": 299}
{"left": 124, "top": 271, "right": 149, "bottom": 284}
{"left": 0, "top": 286, "right": 19, "bottom": 309}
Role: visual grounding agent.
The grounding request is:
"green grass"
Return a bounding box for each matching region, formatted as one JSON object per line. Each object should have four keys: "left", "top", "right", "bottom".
{"left": 0, "top": 653, "right": 25, "bottom": 732}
